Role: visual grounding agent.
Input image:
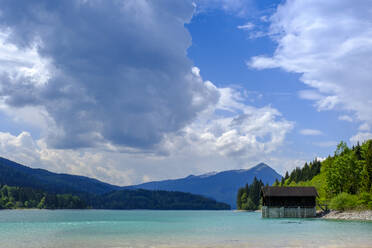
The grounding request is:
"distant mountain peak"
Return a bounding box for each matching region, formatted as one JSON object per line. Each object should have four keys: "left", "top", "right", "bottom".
{"left": 130, "top": 162, "right": 282, "bottom": 209}
{"left": 251, "top": 162, "right": 270, "bottom": 170}
{"left": 197, "top": 171, "right": 218, "bottom": 178}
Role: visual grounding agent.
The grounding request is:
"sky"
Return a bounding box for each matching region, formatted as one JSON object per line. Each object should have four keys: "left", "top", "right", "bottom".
{"left": 0, "top": 0, "right": 371, "bottom": 186}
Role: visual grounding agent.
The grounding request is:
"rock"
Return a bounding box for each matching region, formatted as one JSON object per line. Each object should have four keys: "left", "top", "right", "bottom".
{"left": 321, "top": 210, "right": 372, "bottom": 221}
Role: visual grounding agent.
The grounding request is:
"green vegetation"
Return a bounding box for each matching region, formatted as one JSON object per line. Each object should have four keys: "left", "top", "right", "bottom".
{"left": 0, "top": 185, "right": 87, "bottom": 209}
{"left": 278, "top": 140, "right": 372, "bottom": 211}
{"left": 275, "top": 159, "right": 321, "bottom": 186}
{"left": 0, "top": 185, "right": 230, "bottom": 210}
{"left": 92, "top": 189, "right": 230, "bottom": 210}
{"left": 0, "top": 184, "right": 230, "bottom": 210}
{"left": 0, "top": 157, "right": 231, "bottom": 210}
{"left": 329, "top": 192, "right": 358, "bottom": 211}
{"left": 236, "top": 177, "right": 264, "bottom": 210}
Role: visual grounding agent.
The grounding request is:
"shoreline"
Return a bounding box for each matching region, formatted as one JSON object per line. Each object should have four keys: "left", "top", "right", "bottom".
{"left": 320, "top": 210, "right": 372, "bottom": 221}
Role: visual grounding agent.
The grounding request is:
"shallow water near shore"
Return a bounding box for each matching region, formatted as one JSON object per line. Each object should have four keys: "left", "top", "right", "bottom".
{"left": 0, "top": 210, "right": 371, "bottom": 248}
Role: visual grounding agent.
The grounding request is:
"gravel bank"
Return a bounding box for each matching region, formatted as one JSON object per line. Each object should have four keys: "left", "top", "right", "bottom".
{"left": 321, "top": 210, "right": 372, "bottom": 221}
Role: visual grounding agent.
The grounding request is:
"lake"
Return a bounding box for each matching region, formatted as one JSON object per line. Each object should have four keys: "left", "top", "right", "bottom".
{"left": 0, "top": 210, "right": 371, "bottom": 248}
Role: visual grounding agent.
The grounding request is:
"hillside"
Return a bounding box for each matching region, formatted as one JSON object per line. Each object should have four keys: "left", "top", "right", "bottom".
{"left": 0, "top": 157, "right": 120, "bottom": 195}
{"left": 0, "top": 157, "right": 230, "bottom": 210}
{"left": 127, "top": 163, "right": 282, "bottom": 208}
{"left": 278, "top": 140, "right": 372, "bottom": 211}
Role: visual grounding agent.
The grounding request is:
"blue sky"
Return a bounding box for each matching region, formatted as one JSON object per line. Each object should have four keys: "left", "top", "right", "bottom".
{"left": 0, "top": 0, "right": 371, "bottom": 185}
{"left": 187, "top": 5, "right": 358, "bottom": 159}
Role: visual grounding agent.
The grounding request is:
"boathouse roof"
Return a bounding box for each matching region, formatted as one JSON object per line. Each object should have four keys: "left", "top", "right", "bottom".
{"left": 261, "top": 186, "right": 318, "bottom": 197}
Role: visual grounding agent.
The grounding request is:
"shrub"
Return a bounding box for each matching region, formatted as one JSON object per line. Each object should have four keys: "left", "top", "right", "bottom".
{"left": 5, "top": 201, "right": 15, "bottom": 209}
{"left": 329, "top": 192, "right": 358, "bottom": 211}
{"left": 357, "top": 192, "right": 372, "bottom": 208}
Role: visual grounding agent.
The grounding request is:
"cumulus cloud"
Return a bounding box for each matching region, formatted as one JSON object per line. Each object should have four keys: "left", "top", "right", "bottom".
{"left": 0, "top": 0, "right": 295, "bottom": 184}
{"left": 0, "top": 131, "right": 137, "bottom": 185}
{"left": 300, "top": 129, "right": 322, "bottom": 136}
{"left": 161, "top": 76, "right": 294, "bottom": 158}
{"left": 249, "top": 0, "right": 372, "bottom": 130}
{"left": 0, "top": 132, "right": 40, "bottom": 164}
{"left": 0, "top": 0, "right": 219, "bottom": 150}
{"left": 0, "top": 68, "right": 294, "bottom": 185}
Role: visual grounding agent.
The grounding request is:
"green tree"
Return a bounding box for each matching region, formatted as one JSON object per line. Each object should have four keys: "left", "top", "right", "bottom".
{"left": 241, "top": 197, "right": 256, "bottom": 210}
{"left": 365, "top": 141, "right": 372, "bottom": 191}
{"left": 273, "top": 179, "right": 280, "bottom": 186}
{"left": 236, "top": 188, "right": 244, "bottom": 209}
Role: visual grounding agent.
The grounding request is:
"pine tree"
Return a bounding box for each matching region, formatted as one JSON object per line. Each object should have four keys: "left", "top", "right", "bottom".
{"left": 355, "top": 142, "right": 362, "bottom": 160}
{"left": 274, "top": 178, "right": 279, "bottom": 186}
{"left": 284, "top": 171, "right": 289, "bottom": 180}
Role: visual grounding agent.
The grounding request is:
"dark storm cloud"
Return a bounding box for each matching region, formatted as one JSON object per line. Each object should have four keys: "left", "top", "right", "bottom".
{"left": 0, "top": 0, "right": 219, "bottom": 149}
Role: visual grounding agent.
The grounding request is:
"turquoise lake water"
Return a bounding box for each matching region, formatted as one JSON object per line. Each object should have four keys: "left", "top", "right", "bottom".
{"left": 0, "top": 210, "right": 371, "bottom": 248}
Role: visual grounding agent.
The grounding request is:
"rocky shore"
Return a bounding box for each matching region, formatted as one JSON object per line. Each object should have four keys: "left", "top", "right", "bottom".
{"left": 321, "top": 210, "right": 372, "bottom": 221}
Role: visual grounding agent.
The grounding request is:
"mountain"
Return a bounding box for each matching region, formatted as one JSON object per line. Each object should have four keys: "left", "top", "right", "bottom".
{"left": 0, "top": 157, "right": 230, "bottom": 210}
{"left": 127, "top": 163, "right": 282, "bottom": 208}
{"left": 0, "top": 157, "right": 120, "bottom": 195}
{"left": 0, "top": 156, "right": 279, "bottom": 209}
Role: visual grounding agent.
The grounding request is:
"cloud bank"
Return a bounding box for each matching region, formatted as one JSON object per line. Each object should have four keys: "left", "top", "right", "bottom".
{"left": 0, "top": 0, "right": 220, "bottom": 150}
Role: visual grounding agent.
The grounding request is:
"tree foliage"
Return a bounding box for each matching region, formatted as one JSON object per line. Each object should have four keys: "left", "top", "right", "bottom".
{"left": 0, "top": 185, "right": 86, "bottom": 209}
{"left": 236, "top": 177, "right": 264, "bottom": 210}
{"left": 279, "top": 139, "right": 372, "bottom": 210}
{"left": 323, "top": 140, "right": 372, "bottom": 195}
{"left": 282, "top": 159, "right": 321, "bottom": 186}
{"left": 91, "top": 189, "right": 230, "bottom": 210}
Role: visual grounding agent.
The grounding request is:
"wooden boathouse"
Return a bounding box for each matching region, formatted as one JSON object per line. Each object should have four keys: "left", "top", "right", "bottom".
{"left": 260, "top": 186, "right": 318, "bottom": 218}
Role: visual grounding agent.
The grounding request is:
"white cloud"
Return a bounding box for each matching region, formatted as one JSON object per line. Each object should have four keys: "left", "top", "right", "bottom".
{"left": 350, "top": 132, "right": 372, "bottom": 145}
{"left": 0, "top": 69, "right": 294, "bottom": 185}
{"left": 0, "top": 0, "right": 296, "bottom": 185}
{"left": 0, "top": 0, "right": 219, "bottom": 150}
{"left": 0, "top": 132, "right": 40, "bottom": 164}
{"left": 0, "top": 131, "right": 136, "bottom": 185}
{"left": 249, "top": 0, "right": 372, "bottom": 132}
{"left": 300, "top": 129, "right": 323, "bottom": 136}
{"left": 159, "top": 72, "right": 294, "bottom": 158}
{"left": 338, "top": 115, "right": 353, "bottom": 122}
{"left": 359, "top": 123, "right": 370, "bottom": 131}
{"left": 298, "top": 90, "right": 322, "bottom": 101}
{"left": 0, "top": 31, "right": 51, "bottom": 86}
{"left": 313, "top": 141, "right": 338, "bottom": 148}
{"left": 237, "top": 22, "right": 255, "bottom": 30}
{"left": 316, "top": 157, "right": 326, "bottom": 162}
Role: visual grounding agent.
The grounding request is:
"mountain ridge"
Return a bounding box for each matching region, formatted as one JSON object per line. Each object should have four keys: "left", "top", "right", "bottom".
{"left": 0, "top": 157, "right": 230, "bottom": 210}
{"left": 0, "top": 157, "right": 120, "bottom": 195}
{"left": 0, "top": 156, "right": 281, "bottom": 209}
{"left": 127, "top": 162, "right": 282, "bottom": 208}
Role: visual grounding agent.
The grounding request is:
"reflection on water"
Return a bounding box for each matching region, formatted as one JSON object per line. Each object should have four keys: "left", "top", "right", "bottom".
{"left": 280, "top": 220, "right": 304, "bottom": 224}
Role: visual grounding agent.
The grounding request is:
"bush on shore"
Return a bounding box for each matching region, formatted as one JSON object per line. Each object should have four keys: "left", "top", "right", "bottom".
{"left": 329, "top": 192, "right": 372, "bottom": 211}
{"left": 329, "top": 193, "right": 358, "bottom": 211}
